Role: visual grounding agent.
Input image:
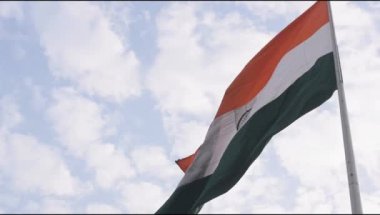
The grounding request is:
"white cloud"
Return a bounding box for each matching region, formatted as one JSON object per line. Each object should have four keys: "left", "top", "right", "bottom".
{"left": 23, "top": 201, "right": 39, "bottom": 213}
{"left": 162, "top": 115, "right": 209, "bottom": 158}
{"left": 130, "top": 145, "right": 180, "bottom": 182}
{"left": 40, "top": 199, "right": 72, "bottom": 214}
{"left": 2, "top": 133, "right": 81, "bottom": 196}
{"left": 240, "top": 1, "right": 313, "bottom": 22}
{"left": 48, "top": 88, "right": 106, "bottom": 155}
{"left": 367, "top": 2, "right": 380, "bottom": 9}
{"left": 331, "top": 189, "right": 354, "bottom": 213}
{"left": 85, "top": 203, "right": 121, "bottom": 214}
{"left": 121, "top": 181, "right": 168, "bottom": 213}
{"left": 292, "top": 187, "right": 333, "bottom": 213}
{"left": 86, "top": 143, "right": 134, "bottom": 188}
{"left": 148, "top": 3, "right": 216, "bottom": 117}
{"left": 48, "top": 87, "right": 135, "bottom": 189}
{"left": 0, "top": 2, "right": 23, "bottom": 21}
{"left": 148, "top": 2, "right": 272, "bottom": 158}
{"left": 96, "top": 1, "right": 132, "bottom": 42}
{"left": 0, "top": 193, "right": 19, "bottom": 211}
{"left": 362, "top": 192, "right": 380, "bottom": 213}
{"left": 121, "top": 145, "right": 183, "bottom": 213}
{"left": 32, "top": 2, "right": 141, "bottom": 102}
{"left": 332, "top": 2, "right": 375, "bottom": 57}
{"left": 0, "top": 96, "right": 81, "bottom": 197}
{"left": 149, "top": 2, "right": 271, "bottom": 117}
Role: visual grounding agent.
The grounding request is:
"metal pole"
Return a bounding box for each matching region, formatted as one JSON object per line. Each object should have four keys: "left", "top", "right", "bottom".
{"left": 327, "top": 1, "right": 363, "bottom": 214}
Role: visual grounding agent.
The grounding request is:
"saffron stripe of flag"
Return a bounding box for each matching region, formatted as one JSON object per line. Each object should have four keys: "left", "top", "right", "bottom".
{"left": 157, "top": 1, "right": 337, "bottom": 213}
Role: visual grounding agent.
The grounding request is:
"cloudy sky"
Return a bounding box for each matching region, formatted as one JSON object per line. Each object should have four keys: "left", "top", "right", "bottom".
{"left": 0, "top": 1, "right": 379, "bottom": 213}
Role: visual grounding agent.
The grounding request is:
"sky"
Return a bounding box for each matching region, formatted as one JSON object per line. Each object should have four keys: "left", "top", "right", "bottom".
{"left": 0, "top": 1, "right": 380, "bottom": 213}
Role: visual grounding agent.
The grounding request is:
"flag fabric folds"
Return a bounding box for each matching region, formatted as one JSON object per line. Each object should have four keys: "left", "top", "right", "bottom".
{"left": 157, "top": 1, "right": 337, "bottom": 213}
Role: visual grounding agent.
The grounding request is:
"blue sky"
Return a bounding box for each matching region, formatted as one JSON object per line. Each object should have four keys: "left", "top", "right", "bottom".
{"left": 1, "top": 1, "right": 380, "bottom": 213}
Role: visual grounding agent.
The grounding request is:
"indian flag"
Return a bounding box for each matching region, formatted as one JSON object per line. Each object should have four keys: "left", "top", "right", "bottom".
{"left": 157, "top": 1, "right": 337, "bottom": 213}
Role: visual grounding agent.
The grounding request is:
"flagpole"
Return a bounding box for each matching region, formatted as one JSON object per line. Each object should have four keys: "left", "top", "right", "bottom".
{"left": 327, "top": 1, "right": 363, "bottom": 214}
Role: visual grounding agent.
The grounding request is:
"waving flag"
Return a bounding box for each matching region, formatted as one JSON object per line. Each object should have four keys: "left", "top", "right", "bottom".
{"left": 157, "top": 1, "right": 337, "bottom": 213}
